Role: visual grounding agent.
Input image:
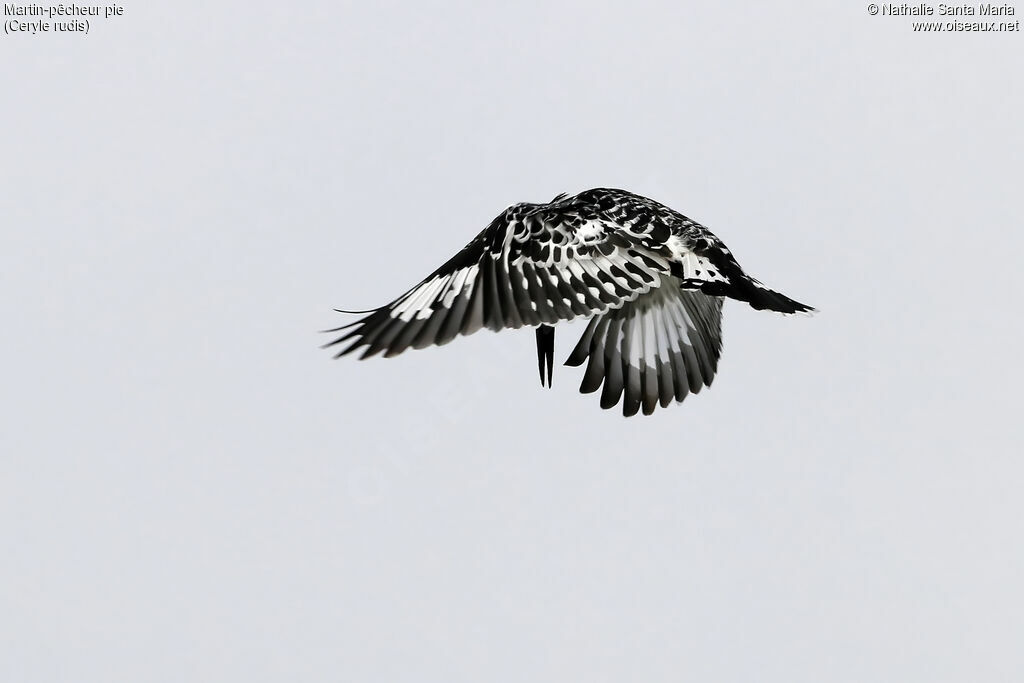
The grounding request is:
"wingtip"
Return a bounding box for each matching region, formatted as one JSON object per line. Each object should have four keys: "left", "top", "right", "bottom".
{"left": 333, "top": 306, "right": 379, "bottom": 315}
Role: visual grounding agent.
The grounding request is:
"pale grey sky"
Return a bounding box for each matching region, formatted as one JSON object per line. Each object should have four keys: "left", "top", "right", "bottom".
{"left": 2, "top": 2, "right": 1023, "bottom": 682}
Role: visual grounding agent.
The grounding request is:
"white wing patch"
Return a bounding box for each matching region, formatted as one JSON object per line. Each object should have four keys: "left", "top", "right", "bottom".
{"left": 576, "top": 220, "right": 606, "bottom": 243}
{"left": 441, "top": 267, "right": 475, "bottom": 307}
{"left": 676, "top": 251, "right": 729, "bottom": 285}
{"left": 390, "top": 267, "right": 475, "bottom": 321}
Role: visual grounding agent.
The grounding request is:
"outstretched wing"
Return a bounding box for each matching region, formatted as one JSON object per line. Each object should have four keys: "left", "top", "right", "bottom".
{"left": 565, "top": 281, "right": 724, "bottom": 417}
{"left": 324, "top": 197, "right": 673, "bottom": 359}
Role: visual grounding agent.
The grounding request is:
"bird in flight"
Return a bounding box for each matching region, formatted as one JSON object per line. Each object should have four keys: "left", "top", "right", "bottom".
{"left": 324, "top": 188, "right": 813, "bottom": 417}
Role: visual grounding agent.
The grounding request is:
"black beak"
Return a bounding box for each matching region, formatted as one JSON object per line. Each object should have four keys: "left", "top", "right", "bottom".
{"left": 535, "top": 325, "right": 554, "bottom": 388}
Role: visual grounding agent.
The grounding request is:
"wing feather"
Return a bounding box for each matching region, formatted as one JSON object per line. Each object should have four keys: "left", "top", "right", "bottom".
{"left": 651, "top": 304, "right": 676, "bottom": 408}
{"left": 521, "top": 262, "right": 559, "bottom": 324}
{"left": 570, "top": 276, "right": 724, "bottom": 415}
{"left": 579, "top": 317, "right": 610, "bottom": 394}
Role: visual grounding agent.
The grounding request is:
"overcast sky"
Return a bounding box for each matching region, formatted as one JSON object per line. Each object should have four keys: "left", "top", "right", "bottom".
{"left": 2, "top": 2, "right": 1023, "bottom": 681}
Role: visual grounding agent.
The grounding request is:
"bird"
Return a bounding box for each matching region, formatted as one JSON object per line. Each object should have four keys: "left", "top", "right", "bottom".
{"left": 324, "top": 187, "right": 814, "bottom": 417}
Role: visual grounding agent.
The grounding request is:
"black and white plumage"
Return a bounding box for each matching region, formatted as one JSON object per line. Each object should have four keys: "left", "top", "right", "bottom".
{"left": 324, "top": 188, "right": 814, "bottom": 417}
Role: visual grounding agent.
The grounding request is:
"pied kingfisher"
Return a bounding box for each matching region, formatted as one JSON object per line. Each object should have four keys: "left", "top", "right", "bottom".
{"left": 325, "top": 188, "right": 814, "bottom": 416}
